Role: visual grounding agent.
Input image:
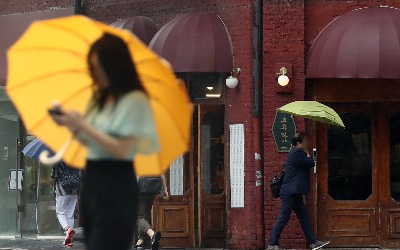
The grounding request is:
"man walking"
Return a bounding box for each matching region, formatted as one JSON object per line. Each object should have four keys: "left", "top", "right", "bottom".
{"left": 268, "top": 132, "right": 329, "bottom": 250}
{"left": 51, "top": 161, "right": 81, "bottom": 247}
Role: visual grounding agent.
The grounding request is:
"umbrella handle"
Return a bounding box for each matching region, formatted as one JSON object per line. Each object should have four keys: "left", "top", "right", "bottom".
{"left": 39, "top": 139, "right": 72, "bottom": 165}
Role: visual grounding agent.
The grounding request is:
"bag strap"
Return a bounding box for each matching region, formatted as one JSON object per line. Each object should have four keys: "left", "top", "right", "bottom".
{"left": 278, "top": 164, "right": 285, "bottom": 172}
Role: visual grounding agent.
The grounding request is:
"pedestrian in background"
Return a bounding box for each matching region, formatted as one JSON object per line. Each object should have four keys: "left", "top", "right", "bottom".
{"left": 133, "top": 174, "right": 169, "bottom": 250}
{"left": 49, "top": 33, "right": 159, "bottom": 250}
{"left": 268, "top": 132, "right": 330, "bottom": 250}
{"left": 51, "top": 161, "right": 81, "bottom": 247}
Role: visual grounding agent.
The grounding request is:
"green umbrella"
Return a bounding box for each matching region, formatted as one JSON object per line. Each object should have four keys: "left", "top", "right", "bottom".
{"left": 277, "top": 101, "right": 345, "bottom": 128}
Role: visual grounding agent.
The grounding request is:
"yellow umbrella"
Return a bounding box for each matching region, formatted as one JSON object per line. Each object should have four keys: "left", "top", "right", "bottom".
{"left": 6, "top": 15, "right": 192, "bottom": 176}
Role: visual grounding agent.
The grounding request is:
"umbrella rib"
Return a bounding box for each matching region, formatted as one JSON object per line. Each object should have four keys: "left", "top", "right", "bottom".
{"left": 6, "top": 69, "right": 89, "bottom": 90}
{"left": 10, "top": 47, "right": 86, "bottom": 59}
{"left": 41, "top": 21, "right": 93, "bottom": 45}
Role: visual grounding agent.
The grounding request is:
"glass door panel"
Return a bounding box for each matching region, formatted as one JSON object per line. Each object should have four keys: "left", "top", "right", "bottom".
{"left": 327, "top": 113, "right": 372, "bottom": 200}
{"left": 0, "top": 88, "right": 18, "bottom": 235}
{"left": 317, "top": 105, "right": 378, "bottom": 247}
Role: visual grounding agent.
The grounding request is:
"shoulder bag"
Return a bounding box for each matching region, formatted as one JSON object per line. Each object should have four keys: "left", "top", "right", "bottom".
{"left": 270, "top": 164, "right": 285, "bottom": 198}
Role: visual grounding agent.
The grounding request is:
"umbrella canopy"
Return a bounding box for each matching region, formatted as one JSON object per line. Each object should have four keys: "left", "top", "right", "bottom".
{"left": 277, "top": 101, "right": 345, "bottom": 128}
{"left": 110, "top": 16, "right": 157, "bottom": 45}
{"left": 22, "top": 138, "right": 54, "bottom": 160}
{"left": 6, "top": 15, "right": 192, "bottom": 176}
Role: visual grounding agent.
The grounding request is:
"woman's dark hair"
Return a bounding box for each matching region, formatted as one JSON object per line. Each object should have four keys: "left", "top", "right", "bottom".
{"left": 292, "top": 132, "right": 306, "bottom": 147}
{"left": 88, "top": 33, "right": 146, "bottom": 109}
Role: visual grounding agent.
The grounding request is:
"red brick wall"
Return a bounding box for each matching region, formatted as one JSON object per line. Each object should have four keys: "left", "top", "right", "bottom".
{"left": 263, "top": 1, "right": 400, "bottom": 249}
{"left": 1, "top": 0, "right": 256, "bottom": 248}
{"left": 89, "top": 1, "right": 255, "bottom": 248}
{"left": 263, "top": 0, "right": 307, "bottom": 249}
{"left": 10, "top": 0, "right": 391, "bottom": 248}
{"left": 0, "top": 0, "right": 72, "bottom": 15}
{"left": 113, "top": 2, "right": 254, "bottom": 248}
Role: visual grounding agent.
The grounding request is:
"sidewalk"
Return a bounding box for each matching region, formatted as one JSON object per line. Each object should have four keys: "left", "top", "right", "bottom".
{"left": 0, "top": 237, "right": 392, "bottom": 250}
{"left": 0, "top": 237, "right": 223, "bottom": 250}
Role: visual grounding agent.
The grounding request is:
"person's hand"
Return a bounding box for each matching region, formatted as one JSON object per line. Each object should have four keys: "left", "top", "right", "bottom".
{"left": 306, "top": 150, "right": 311, "bottom": 157}
{"left": 50, "top": 107, "right": 84, "bottom": 134}
{"left": 161, "top": 189, "right": 169, "bottom": 199}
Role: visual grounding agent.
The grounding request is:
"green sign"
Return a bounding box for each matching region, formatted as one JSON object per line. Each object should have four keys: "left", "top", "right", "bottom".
{"left": 272, "top": 111, "right": 296, "bottom": 152}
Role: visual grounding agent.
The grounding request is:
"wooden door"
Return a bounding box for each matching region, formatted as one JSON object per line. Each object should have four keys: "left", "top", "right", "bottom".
{"left": 198, "top": 105, "right": 226, "bottom": 247}
{"left": 152, "top": 152, "right": 194, "bottom": 248}
{"left": 377, "top": 104, "right": 400, "bottom": 248}
{"left": 152, "top": 105, "right": 226, "bottom": 248}
{"left": 316, "top": 103, "right": 400, "bottom": 247}
{"left": 316, "top": 103, "right": 379, "bottom": 247}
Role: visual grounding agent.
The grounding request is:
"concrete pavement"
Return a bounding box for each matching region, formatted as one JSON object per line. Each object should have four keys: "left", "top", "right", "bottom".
{"left": 0, "top": 237, "right": 393, "bottom": 250}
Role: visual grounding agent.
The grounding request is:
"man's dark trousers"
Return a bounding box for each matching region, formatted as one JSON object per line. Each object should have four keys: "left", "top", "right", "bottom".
{"left": 269, "top": 194, "right": 316, "bottom": 246}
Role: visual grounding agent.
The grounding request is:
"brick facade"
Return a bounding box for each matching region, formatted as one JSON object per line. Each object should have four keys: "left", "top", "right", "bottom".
{"left": 0, "top": 0, "right": 72, "bottom": 15}
{"left": 0, "top": 0, "right": 256, "bottom": 248}
{"left": 263, "top": 1, "right": 307, "bottom": 248}
{"left": 2, "top": 0, "right": 400, "bottom": 248}
{"left": 264, "top": 0, "right": 400, "bottom": 249}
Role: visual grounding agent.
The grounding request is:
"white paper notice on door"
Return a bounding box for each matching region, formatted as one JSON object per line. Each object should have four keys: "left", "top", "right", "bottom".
{"left": 230, "top": 124, "right": 244, "bottom": 208}
{"left": 170, "top": 155, "right": 184, "bottom": 196}
{"left": 8, "top": 169, "right": 23, "bottom": 191}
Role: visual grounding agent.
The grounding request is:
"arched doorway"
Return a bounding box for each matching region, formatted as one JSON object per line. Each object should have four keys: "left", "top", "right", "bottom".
{"left": 148, "top": 12, "right": 233, "bottom": 248}
{"left": 309, "top": 80, "right": 400, "bottom": 248}
{"left": 306, "top": 7, "right": 400, "bottom": 248}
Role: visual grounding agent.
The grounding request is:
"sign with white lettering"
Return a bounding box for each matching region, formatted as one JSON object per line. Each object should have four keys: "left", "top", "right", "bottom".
{"left": 9, "top": 169, "right": 23, "bottom": 191}
{"left": 229, "top": 124, "right": 244, "bottom": 208}
{"left": 170, "top": 155, "right": 184, "bottom": 195}
{"left": 272, "top": 112, "right": 296, "bottom": 152}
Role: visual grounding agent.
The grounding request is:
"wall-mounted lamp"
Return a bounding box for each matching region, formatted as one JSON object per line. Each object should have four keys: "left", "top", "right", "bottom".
{"left": 277, "top": 67, "right": 289, "bottom": 86}
{"left": 226, "top": 67, "right": 241, "bottom": 88}
{"left": 275, "top": 63, "right": 292, "bottom": 93}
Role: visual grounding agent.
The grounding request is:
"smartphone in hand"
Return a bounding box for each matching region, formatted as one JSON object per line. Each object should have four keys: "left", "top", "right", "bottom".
{"left": 48, "top": 107, "right": 63, "bottom": 116}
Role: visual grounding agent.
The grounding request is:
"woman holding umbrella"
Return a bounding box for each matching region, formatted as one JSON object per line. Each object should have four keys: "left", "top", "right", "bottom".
{"left": 49, "top": 33, "right": 159, "bottom": 250}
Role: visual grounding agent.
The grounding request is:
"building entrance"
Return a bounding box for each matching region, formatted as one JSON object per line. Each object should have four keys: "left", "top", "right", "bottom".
{"left": 311, "top": 80, "right": 400, "bottom": 248}
{"left": 152, "top": 105, "right": 226, "bottom": 248}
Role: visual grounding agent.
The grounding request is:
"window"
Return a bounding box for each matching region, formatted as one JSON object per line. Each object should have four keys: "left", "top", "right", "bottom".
{"left": 327, "top": 113, "right": 372, "bottom": 200}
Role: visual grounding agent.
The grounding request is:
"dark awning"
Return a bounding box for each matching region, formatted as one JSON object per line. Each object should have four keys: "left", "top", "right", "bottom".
{"left": 306, "top": 6, "right": 400, "bottom": 78}
{"left": 149, "top": 12, "right": 233, "bottom": 73}
{"left": 0, "top": 8, "right": 74, "bottom": 85}
{"left": 110, "top": 16, "right": 157, "bottom": 45}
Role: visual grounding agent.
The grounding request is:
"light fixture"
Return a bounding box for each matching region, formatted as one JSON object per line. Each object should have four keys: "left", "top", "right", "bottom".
{"left": 205, "top": 83, "right": 221, "bottom": 98}
{"left": 277, "top": 67, "right": 289, "bottom": 86}
{"left": 226, "top": 67, "right": 241, "bottom": 88}
{"left": 205, "top": 93, "right": 221, "bottom": 98}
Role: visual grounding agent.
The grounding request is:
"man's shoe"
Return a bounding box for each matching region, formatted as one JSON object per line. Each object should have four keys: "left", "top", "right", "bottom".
{"left": 310, "top": 240, "right": 330, "bottom": 250}
{"left": 151, "top": 231, "right": 161, "bottom": 250}
{"left": 267, "top": 245, "right": 283, "bottom": 250}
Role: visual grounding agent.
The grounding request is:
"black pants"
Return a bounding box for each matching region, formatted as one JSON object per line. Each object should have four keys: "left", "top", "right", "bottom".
{"left": 136, "top": 193, "right": 156, "bottom": 241}
{"left": 80, "top": 160, "right": 138, "bottom": 250}
{"left": 269, "top": 194, "right": 316, "bottom": 246}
